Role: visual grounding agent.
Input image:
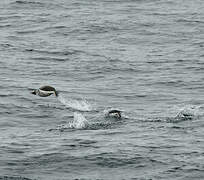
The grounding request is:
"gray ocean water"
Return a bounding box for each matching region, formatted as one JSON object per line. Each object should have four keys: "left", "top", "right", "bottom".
{"left": 0, "top": 0, "right": 204, "bottom": 179}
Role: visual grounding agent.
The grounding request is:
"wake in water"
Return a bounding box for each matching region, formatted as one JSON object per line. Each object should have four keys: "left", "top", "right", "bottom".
{"left": 57, "top": 94, "right": 93, "bottom": 112}
{"left": 49, "top": 108, "right": 124, "bottom": 131}
{"left": 46, "top": 93, "right": 125, "bottom": 131}
{"left": 52, "top": 115, "right": 120, "bottom": 131}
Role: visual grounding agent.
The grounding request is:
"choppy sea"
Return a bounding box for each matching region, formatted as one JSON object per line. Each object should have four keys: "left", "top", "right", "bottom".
{"left": 0, "top": 0, "right": 204, "bottom": 179}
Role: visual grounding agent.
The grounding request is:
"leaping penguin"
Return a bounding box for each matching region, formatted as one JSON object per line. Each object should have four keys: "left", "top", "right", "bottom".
{"left": 31, "top": 85, "right": 59, "bottom": 97}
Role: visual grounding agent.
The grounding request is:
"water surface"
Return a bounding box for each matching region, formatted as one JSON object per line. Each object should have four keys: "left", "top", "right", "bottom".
{"left": 0, "top": 0, "right": 204, "bottom": 179}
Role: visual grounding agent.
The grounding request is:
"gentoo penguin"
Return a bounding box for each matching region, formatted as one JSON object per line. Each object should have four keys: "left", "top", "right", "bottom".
{"left": 31, "top": 85, "right": 59, "bottom": 97}
{"left": 106, "top": 110, "right": 121, "bottom": 119}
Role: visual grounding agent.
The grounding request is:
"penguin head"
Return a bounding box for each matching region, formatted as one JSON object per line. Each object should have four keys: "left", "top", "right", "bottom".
{"left": 107, "top": 110, "right": 121, "bottom": 119}
{"left": 31, "top": 90, "right": 37, "bottom": 95}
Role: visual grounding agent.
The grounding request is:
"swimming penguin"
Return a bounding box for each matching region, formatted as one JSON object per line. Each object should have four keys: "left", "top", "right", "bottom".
{"left": 31, "top": 85, "right": 59, "bottom": 97}
{"left": 106, "top": 110, "right": 121, "bottom": 119}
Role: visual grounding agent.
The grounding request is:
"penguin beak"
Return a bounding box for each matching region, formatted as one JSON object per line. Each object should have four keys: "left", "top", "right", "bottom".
{"left": 31, "top": 90, "right": 36, "bottom": 95}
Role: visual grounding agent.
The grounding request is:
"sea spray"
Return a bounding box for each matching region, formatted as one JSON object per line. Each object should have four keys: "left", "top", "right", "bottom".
{"left": 57, "top": 94, "right": 92, "bottom": 112}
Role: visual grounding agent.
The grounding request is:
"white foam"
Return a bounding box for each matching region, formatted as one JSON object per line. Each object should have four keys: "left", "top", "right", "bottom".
{"left": 57, "top": 94, "right": 92, "bottom": 112}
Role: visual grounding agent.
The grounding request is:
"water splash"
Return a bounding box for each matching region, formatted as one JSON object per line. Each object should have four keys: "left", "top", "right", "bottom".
{"left": 175, "top": 105, "right": 199, "bottom": 118}
{"left": 70, "top": 112, "right": 89, "bottom": 129}
{"left": 49, "top": 112, "right": 89, "bottom": 131}
{"left": 167, "top": 105, "right": 202, "bottom": 123}
{"left": 57, "top": 94, "right": 92, "bottom": 112}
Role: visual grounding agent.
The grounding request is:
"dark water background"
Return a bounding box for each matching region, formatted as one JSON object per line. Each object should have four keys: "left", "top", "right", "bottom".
{"left": 0, "top": 0, "right": 204, "bottom": 179}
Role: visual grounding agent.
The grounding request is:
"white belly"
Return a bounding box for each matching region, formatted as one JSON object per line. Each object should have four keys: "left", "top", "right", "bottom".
{"left": 38, "top": 89, "right": 54, "bottom": 97}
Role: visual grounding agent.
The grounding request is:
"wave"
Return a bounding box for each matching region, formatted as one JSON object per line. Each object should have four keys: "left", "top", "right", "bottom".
{"left": 0, "top": 176, "right": 35, "bottom": 180}
{"left": 25, "top": 48, "right": 83, "bottom": 56}
{"left": 14, "top": 0, "right": 41, "bottom": 4}
{"left": 11, "top": 0, "right": 44, "bottom": 6}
